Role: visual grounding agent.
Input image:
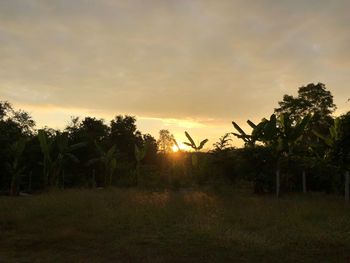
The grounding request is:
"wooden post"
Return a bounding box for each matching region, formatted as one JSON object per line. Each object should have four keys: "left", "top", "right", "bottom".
{"left": 302, "top": 170, "right": 307, "bottom": 194}
{"left": 345, "top": 171, "right": 349, "bottom": 202}
{"left": 276, "top": 170, "right": 280, "bottom": 198}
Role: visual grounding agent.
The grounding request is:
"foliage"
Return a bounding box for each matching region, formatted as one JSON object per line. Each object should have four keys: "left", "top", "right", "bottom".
{"left": 86, "top": 142, "right": 117, "bottom": 187}
{"left": 212, "top": 133, "right": 232, "bottom": 152}
{"left": 0, "top": 82, "right": 349, "bottom": 195}
{"left": 8, "top": 139, "right": 26, "bottom": 195}
{"left": 183, "top": 131, "right": 208, "bottom": 151}
{"left": 157, "top": 129, "right": 175, "bottom": 153}
{"left": 275, "top": 82, "right": 335, "bottom": 123}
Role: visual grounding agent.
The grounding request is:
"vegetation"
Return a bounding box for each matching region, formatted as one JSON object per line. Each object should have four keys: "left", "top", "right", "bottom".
{"left": 1, "top": 188, "right": 350, "bottom": 262}
{"left": 1, "top": 82, "right": 350, "bottom": 262}
{"left": 0, "top": 82, "right": 349, "bottom": 196}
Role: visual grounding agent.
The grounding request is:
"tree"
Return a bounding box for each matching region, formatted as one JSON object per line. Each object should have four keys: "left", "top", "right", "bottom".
{"left": 37, "top": 130, "right": 54, "bottom": 187}
{"left": 314, "top": 113, "right": 350, "bottom": 180}
{"left": 8, "top": 139, "right": 26, "bottom": 195}
{"left": 54, "top": 133, "right": 86, "bottom": 188}
{"left": 212, "top": 133, "right": 232, "bottom": 152}
{"left": 134, "top": 144, "right": 147, "bottom": 185}
{"left": 38, "top": 130, "right": 85, "bottom": 188}
{"left": 142, "top": 134, "right": 158, "bottom": 164}
{"left": 183, "top": 131, "right": 208, "bottom": 152}
{"left": 0, "top": 101, "right": 35, "bottom": 192}
{"left": 157, "top": 129, "right": 175, "bottom": 153}
{"left": 275, "top": 83, "right": 335, "bottom": 123}
{"left": 87, "top": 142, "right": 117, "bottom": 187}
{"left": 183, "top": 131, "right": 208, "bottom": 168}
{"left": 110, "top": 115, "right": 142, "bottom": 160}
{"left": 233, "top": 113, "right": 310, "bottom": 195}
{"left": 65, "top": 117, "right": 110, "bottom": 182}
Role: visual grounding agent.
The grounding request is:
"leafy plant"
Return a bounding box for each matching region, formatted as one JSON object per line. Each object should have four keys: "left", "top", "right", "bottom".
{"left": 212, "top": 133, "right": 232, "bottom": 152}
{"left": 183, "top": 131, "right": 208, "bottom": 151}
{"left": 183, "top": 131, "right": 208, "bottom": 168}
{"left": 87, "top": 142, "right": 117, "bottom": 187}
{"left": 38, "top": 130, "right": 85, "bottom": 188}
{"left": 8, "top": 139, "right": 26, "bottom": 195}
{"left": 134, "top": 144, "right": 147, "bottom": 185}
{"left": 38, "top": 130, "right": 54, "bottom": 187}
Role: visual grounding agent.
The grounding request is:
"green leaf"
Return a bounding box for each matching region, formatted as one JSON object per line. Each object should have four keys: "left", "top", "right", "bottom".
{"left": 69, "top": 142, "right": 87, "bottom": 152}
{"left": 232, "top": 121, "right": 247, "bottom": 136}
{"left": 198, "top": 139, "right": 208, "bottom": 150}
{"left": 185, "top": 131, "right": 196, "bottom": 148}
{"left": 247, "top": 120, "right": 257, "bottom": 129}
{"left": 65, "top": 153, "right": 79, "bottom": 163}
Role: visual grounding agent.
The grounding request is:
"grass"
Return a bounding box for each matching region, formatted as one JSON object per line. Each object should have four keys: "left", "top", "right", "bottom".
{"left": 1, "top": 187, "right": 350, "bottom": 262}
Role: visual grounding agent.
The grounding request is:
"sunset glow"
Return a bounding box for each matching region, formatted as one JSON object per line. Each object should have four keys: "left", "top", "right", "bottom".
{"left": 172, "top": 144, "right": 179, "bottom": 152}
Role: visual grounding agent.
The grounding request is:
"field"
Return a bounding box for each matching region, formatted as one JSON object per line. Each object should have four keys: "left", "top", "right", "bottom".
{"left": 1, "top": 188, "right": 350, "bottom": 263}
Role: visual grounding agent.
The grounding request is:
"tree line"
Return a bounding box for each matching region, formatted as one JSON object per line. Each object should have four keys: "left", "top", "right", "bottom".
{"left": 1, "top": 82, "right": 349, "bottom": 196}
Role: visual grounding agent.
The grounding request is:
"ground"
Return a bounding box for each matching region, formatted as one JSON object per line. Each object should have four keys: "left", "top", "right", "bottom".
{"left": 1, "top": 187, "right": 350, "bottom": 262}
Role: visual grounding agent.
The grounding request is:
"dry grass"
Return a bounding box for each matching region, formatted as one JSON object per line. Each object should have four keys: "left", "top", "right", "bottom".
{"left": 1, "top": 188, "right": 350, "bottom": 262}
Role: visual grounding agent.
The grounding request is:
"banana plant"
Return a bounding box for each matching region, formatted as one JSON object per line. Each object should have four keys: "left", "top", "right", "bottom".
{"left": 38, "top": 130, "right": 53, "bottom": 187}
{"left": 212, "top": 133, "right": 232, "bottom": 152}
{"left": 313, "top": 117, "right": 341, "bottom": 149}
{"left": 232, "top": 121, "right": 253, "bottom": 146}
{"left": 183, "top": 131, "right": 208, "bottom": 167}
{"left": 87, "top": 142, "right": 117, "bottom": 187}
{"left": 8, "top": 139, "right": 26, "bottom": 196}
{"left": 313, "top": 117, "right": 349, "bottom": 200}
{"left": 173, "top": 138, "right": 182, "bottom": 152}
{"left": 233, "top": 113, "right": 310, "bottom": 196}
{"left": 183, "top": 131, "right": 208, "bottom": 152}
{"left": 55, "top": 134, "right": 86, "bottom": 188}
{"left": 38, "top": 130, "right": 85, "bottom": 188}
{"left": 263, "top": 113, "right": 310, "bottom": 197}
{"left": 134, "top": 144, "right": 147, "bottom": 185}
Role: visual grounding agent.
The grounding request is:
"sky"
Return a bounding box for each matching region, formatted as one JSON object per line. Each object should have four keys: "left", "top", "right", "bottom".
{"left": 0, "top": 0, "right": 349, "bottom": 147}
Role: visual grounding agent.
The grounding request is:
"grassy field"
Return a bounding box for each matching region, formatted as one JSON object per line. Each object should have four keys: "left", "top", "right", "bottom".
{"left": 1, "top": 187, "right": 350, "bottom": 263}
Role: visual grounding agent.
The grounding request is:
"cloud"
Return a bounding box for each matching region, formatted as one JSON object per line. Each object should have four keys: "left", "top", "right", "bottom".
{"left": 0, "top": 0, "right": 349, "bottom": 145}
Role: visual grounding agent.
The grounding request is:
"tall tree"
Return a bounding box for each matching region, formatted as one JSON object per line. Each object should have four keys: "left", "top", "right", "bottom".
{"left": 110, "top": 115, "right": 142, "bottom": 160}
{"left": 142, "top": 134, "right": 158, "bottom": 164}
{"left": 275, "top": 83, "right": 336, "bottom": 159}
{"left": 157, "top": 129, "right": 175, "bottom": 153}
{"left": 0, "top": 101, "right": 35, "bottom": 191}
{"left": 275, "top": 83, "right": 335, "bottom": 133}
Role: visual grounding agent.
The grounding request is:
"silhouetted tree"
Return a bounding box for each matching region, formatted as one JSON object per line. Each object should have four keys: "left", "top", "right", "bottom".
{"left": 0, "top": 101, "right": 34, "bottom": 192}
{"left": 110, "top": 115, "right": 142, "bottom": 160}
{"left": 157, "top": 129, "right": 175, "bottom": 153}
{"left": 142, "top": 134, "right": 158, "bottom": 164}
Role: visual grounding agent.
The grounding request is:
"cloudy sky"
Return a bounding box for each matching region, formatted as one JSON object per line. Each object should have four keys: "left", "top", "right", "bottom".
{"left": 0, "top": 0, "right": 349, "bottom": 147}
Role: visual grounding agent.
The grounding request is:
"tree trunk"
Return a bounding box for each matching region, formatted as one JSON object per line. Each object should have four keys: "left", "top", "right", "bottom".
{"left": 28, "top": 171, "right": 32, "bottom": 192}
{"left": 276, "top": 169, "right": 280, "bottom": 198}
{"left": 345, "top": 171, "right": 349, "bottom": 202}
{"left": 10, "top": 173, "right": 19, "bottom": 196}
{"left": 136, "top": 164, "right": 140, "bottom": 186}
{"left": 109, "top": 170, "right": 113, "bottom": 186}
{"left": 62, "top": 170, "right": 65, "bottom": 190}
{"left": 92, "top": 169, "right": 96, "bottom": 188}
{"left": 302, "top": 170, "right": 307, "bottom": 193}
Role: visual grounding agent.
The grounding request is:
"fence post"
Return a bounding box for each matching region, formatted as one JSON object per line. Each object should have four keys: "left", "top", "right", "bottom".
{"left": 345, "top": 171, "right": 349, "bottom": 202}
{"left": 302, "top": 170, "right": 307, "bottom": 193}
{"left": 276, "top": 169, "right": 280, "bottom": 198}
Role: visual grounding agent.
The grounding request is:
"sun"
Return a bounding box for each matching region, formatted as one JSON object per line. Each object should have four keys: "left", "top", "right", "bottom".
{"left": 171, "top": 142, "right": 190, "bottom": 152}
{"left": 172, "top": 144, "right": 179, "bottom": 152}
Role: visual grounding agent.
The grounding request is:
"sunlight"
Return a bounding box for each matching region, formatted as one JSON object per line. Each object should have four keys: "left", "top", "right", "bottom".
{"left": 172, "top": 144, "right": 179, "bottom": 152}
{"left": 172, "top": 142, "right": 190, "bottom": 152}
